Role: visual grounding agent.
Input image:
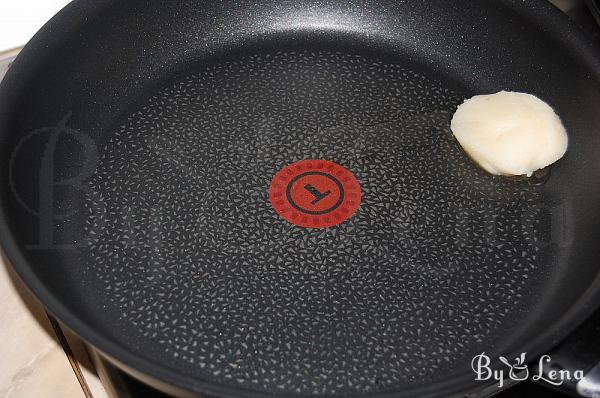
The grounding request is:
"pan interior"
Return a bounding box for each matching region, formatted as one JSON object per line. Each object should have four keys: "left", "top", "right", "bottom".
{"left": 73, "top": 47, "right": 552, "bottom": 395}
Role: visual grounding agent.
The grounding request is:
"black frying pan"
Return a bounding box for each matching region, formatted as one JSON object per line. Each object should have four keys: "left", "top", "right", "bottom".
{"left": 1, "top": 1, "right": 600, "bottom": 397}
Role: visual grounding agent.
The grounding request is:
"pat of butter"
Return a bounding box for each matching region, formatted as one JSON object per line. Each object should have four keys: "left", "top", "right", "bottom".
{"left": 450, "top": 91, "right": 568, "bottom": 176}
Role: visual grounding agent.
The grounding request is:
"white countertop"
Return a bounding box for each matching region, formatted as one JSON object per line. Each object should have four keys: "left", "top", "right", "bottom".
{"left": 0, "top": 0, "right": 72, "bottom": 51}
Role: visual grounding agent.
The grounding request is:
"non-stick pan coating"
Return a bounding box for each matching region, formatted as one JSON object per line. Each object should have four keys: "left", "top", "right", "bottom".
{"left": 1, "top": 1, "right": 600, "bottom": 397}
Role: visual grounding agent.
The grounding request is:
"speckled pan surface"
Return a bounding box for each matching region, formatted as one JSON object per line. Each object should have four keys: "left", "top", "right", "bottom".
{"left": 1, "top": 1, "right": 600, "bottom": 397}
{"left": 82, "top": 50, "right": 544, "bottom": 395}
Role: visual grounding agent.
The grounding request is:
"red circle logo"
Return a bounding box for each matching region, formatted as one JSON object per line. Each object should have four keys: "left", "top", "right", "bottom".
{"left": 269, "top": 160, "right": 362, "bottom": 228}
